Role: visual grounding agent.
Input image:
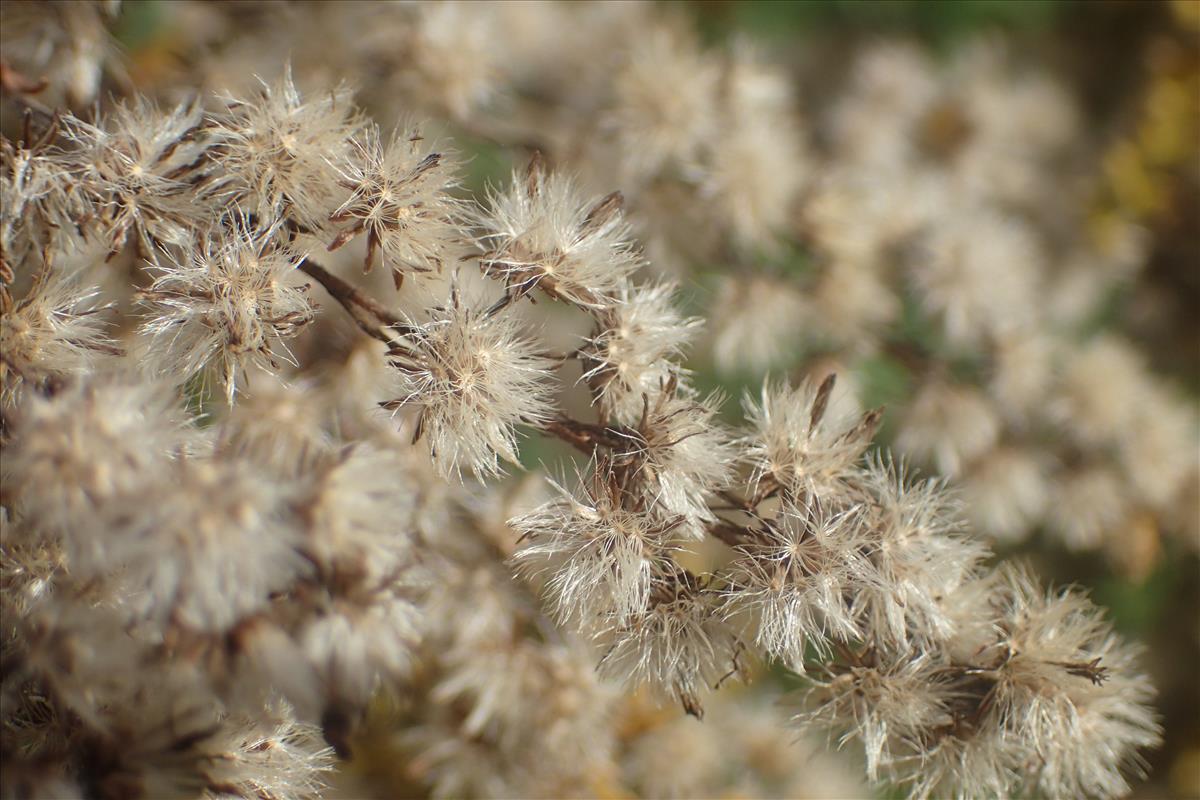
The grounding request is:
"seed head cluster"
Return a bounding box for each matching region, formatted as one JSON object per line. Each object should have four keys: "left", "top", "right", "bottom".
{"left": 0, "top": 3, "right": 1178, "bottom": 800}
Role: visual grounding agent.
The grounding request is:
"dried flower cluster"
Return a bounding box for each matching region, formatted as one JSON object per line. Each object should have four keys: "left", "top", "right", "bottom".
{"left": 192, "top": 0, "right": 1190, "bottom": 572}
{"left": 0, "top": 2, "right": 1179, "bottom": 799}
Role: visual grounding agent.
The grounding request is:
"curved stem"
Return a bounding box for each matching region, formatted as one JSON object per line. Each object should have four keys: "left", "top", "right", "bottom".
{"left": 297, "top": 258, "right": 414, "bottom": 342}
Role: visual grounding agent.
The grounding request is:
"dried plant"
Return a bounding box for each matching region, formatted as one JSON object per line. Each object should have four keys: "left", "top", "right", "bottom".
{"left": 1, "top": 3, "right": 1184, "bottom": 799}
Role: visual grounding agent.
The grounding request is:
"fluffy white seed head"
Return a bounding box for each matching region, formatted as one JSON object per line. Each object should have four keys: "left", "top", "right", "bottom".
{"left": 596, "top": 576, "right": 738, "bottom": 715}
{"left": 854, "top": 456, "right": 989, "bottom": 649}
{"left": 211, "top": 70, "right": 360, "bottom": 229}
{"left": 989, "top": 331, "right": 1056, "bottom": 421}
{"left": 709, "top": 274, "right": 808, "bottom": 376}
{"left": 432, "top": 636, "right": 613, "bottom": 758}
{"left": 1053, "top": 336, "right": 1149, "bottom": 449}
{"left": 799, "top": 564, "right": 1160, "bottom": 800}
{"left": 299, "top": 589, "right": 422, "bottom": 709}
{"left": 616, "top": 386, "right": 739, "bottom": 533}
{"left": 394, "top": 1, "right": 503, "bottom": 120}
{"left": 705, "top": 46, "right": 809, "bottom": 250}
{"left": 138, "top": 220, "right": 315, "bottom": 405}
{"left": 201, "top": 711, "right": 335, "bottom": 800}
{"left": 386, "top": 286, "right": 556, "bottom": 478}
{"left": 722, "top": 501, "right": 870, "bottom": 667}
{"left": 477, "top": 162, "right": 642, "bottom": 308}
{"left": 896, "top": 382, "right": 1000, "bottom": 478}
{"left": 98, "top": 457, "right": 309, "bottom": 632}
{"left": 2, "top": 138, "right": 83, "bottom": 261}
{"left": 212, "top": 378, "right": 331, "bottom": 476}
{"left": 795, "top": 655, "right": 959, "bottom": 784}
{"left": 913, "top": 209, "right": 1043, "bottom": 347}
{"left": 294, "top": 442, "right": 421, "bottom": 589}
{"left": 511, "top": 467, "right": 677, "bottom": 628}
{"left": 328, "top": 123, "right": 463, "bottom": 283}
{"left": 0, "top": 1, "right": 114, "bottom": 108}
{"left": 61, "top": 99, "right": 208, "bottom": 253}
{"left": 580, "top": 281, "right": 698, "bottom": 423}
{"left": 1117, "top": 383, "right": 1199, "bottom": 510}
{"left": 1047, "top": 465, "right": 1131, "bottom": 552}
{"left": 744, "top": 375, "right": 880, "bottom": 498}
{"left": 609, "top": 24, "right": 718, "bottom": 181}
{"left": 966, "top": 566, "right": 1161, "bottom": 800}
{"left": 810, "top": 257, "right": 900, "bottom": 349}
{"left": 0, "top": 268, "right": 118, "bottom": 405}
{"left": 960, "top": 447, "right": 1049, "bottom": 543}
{"left": 3, "top": 373, "right": 193, "bottom": 546}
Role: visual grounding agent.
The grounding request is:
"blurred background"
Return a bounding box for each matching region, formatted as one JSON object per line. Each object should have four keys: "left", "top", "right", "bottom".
{"left": 688, "top": 4, "right": 1200, "bottom": 795}
{"left": 3, "top": 1, "right": 1196, "bottom": 797}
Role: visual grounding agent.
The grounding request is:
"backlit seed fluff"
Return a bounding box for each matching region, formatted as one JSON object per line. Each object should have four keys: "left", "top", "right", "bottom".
{"left": 744, "top": 375, "right": 879, "bottom": 497}
{"left": 97, "top": 458, "right": 310, "bottom": 632}
{"left": 1117, "top": 384, "right": 1199, "bottom": 509}
{"left": 913, "top": 209, "right": 1042, "bottom": 347}
{"left": 619, "top": 387, "right": 739, "bottom": 533}
{"left": 299, "top": 590, "right": 423, "bottom": 708}
{"left": 476, "top": 160, "right": 642, "bottom": 308}
{"left": 1053, "top": 336, "right": 1148, "bottom": 449}
{"left": 137, "top": 221, "right": 315, "bottom": 405}
{"left": 0, "top": 20, "right": 1174, "bottom": 800}
{"left": 398, "top": 1, "right": 502, "bottom": 120}
{"left": 796, "top": 565, "right": 1161, "bottom": 800}
{"left": 61, "top": 99, "right": 208, "bottom": 253}
{"left": 855, "top": 456, "right": 989, "bottom": 648}
{"left": 596, "top": 579, "right": 738, "bottom": 714}
{"left": 1047, "top": 465, "right": 1131, "bottom": 552}
{"left": 386, "top": 286, "right": 556, "bottom": 478}
{"left": 709, "top": 274, "right": 807, "bottom": 376}
{"left": 212, "top": 70, "right": 361, "bottom": 228}
{"left": 961, "top": 566, "right": 1161, "bottom": 800}
{"left": 960, "top": 447, "right": 1049, "bottom": 543}
{"left": 610, "top": 24, "right": 718, "bottom": 181}
{"left": 722, "top": 501, "right": 869, "bottom": 667}
{"left": 895, "top": 382, "right": 1000, "bottom": 478}
{"left": 1, "top": 139, "right": 78, "bottom": 260}
{"left": 2, "top": 374, "right": 191, "bottom": 545}
{"left": 580, "top": 282, "right": 699, "bottom": 424}
{"left": 795, "top": 655, "right": 959, "bottom": 783}
{"left": 328, "top": 123, "right": 463, "bottom": 284}
{"left": 0, "top": 270, "right": 118, "bottom": 405}
{"left": 511, "top": 468, "right": 677, "bottom": 628}
{"left": 705, "top": 48, "right": 809, "bottom": 250}
{"left": 202, "top": 713, "right": 335, "bottom": 800}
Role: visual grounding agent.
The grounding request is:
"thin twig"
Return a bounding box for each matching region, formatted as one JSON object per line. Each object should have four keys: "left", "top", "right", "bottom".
{"left": 708, "top": 521, "right": 752, "bottom": 548}
{"left": 297, "top": 258, "right": 414, "bottom": 342}
{"left": 539, "top": 415, "right": 628, "bottom": 455}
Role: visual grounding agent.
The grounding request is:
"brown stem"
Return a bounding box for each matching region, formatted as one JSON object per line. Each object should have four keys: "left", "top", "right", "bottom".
{"left": 708, "top": 521, "right": 754, "bottom": 549}
{"left": 716, "top": 489, "right": 758, "bottom": 513}
{"left": 539, "top": 415, "right": 629, "bottom": 455}
{"left": 297, "top": 258, "right": 414, "bottom": 342}
{"left": 0, "top": 60, "right": 54, "bottom": 119}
